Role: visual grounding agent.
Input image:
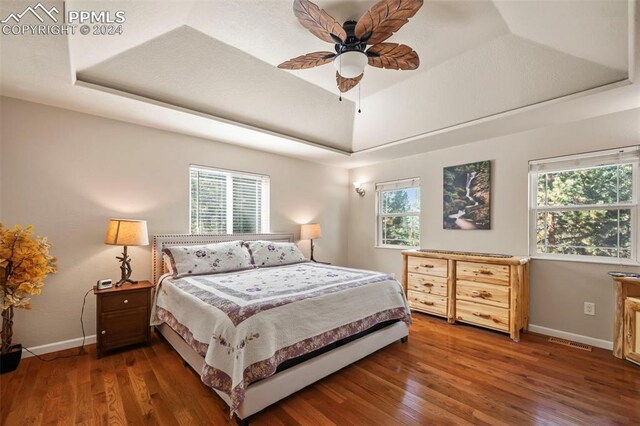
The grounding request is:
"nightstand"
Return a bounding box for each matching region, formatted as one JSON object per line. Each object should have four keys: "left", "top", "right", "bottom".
{"left": 94, "top": 280, "right": 154, "bottom": 358}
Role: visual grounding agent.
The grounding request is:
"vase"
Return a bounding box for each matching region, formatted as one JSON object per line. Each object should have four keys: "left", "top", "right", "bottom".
{"left": 0, "top": 344, "right": 22, "bottom": 374}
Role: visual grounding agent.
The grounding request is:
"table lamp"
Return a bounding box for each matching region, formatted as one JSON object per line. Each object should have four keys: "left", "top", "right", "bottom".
{"left": 104, "top": 219, "right": 149, "bottom": 286}
{"left": 300, "top": 223, "right": 322, "bottom": 262}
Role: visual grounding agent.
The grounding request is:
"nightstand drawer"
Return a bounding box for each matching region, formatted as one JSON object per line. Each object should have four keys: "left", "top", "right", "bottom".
{"left": 456, "top": 300, "right": 509, "bottom": 332}
{"left": 456, "top": 261, "right": 509, "bottom": 286}
{"left": 407, "top": 256, "right": 448, "bottom": 277}
{"left": 101, "top": 290, "right": 148, "bottom": 312}
{"left": 407, "top": 273, "right": 447, "bottom": 296}
{"left": 456, "top": 280, "right": 510, "bottom": 309}
{"left": 407, "top": 291, "right": 447, "bottom": 316}
{"left": 100, "top": 308, "right": 149, "bottom": 349}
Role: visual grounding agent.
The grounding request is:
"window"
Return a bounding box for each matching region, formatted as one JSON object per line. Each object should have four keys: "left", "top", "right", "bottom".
{"left": 528, "top": 146, "right": 639, "bottom": 264}
{"left": 376, "top": 178, "right": 421, "bottom": 247}
{"left": 190, "top": 166, "right": 269, "bottom": 234}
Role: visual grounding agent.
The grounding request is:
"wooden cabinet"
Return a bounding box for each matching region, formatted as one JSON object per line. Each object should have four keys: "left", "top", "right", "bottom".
{"left": 623, "top": 298, "right": 640, "bottom": 365}
{"left": 94, "top": 280, "right": 154, "bottom": 358}
{"left": 402, "top": 250, "right": 530, "bottom": 341}
{"left": 612, "top": 276, "right": 640, "bottom": 366}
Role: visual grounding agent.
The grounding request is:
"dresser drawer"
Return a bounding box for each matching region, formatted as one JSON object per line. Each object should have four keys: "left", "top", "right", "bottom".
{"left": 407, "top": 256, "right": 448, "bottom": 278}
{"left": 456, "top": 280, "right": 510, "bottom": 309}
{"left": 408, "top": 291, "right": 447, "bottom": 316}
{"left": 456, "top": 261, "right": 509, "bottom": 286}
{"left": 100, "top": 307, "right": 149, "bottom": 349}
{"left": 407, "top": 273, "right": 448, "bottom": 296}
{"left": 456, "top": 300, "right": 509, "bottom": 332}
{"left": 101, "top": 290, "right": 148, "bottom": 313}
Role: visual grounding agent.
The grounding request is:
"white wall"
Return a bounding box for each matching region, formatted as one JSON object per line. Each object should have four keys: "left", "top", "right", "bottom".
{"left": 0, "top": 97, "right": 349, "bottom": 348}
{"left": 3, "top": 96, "right": 639, "bottom": 350}
{"left": 348, "top": 108, "right": 640, "bottom": 343}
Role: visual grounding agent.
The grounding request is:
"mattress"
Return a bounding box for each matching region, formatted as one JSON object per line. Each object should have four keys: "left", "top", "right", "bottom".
{"left": 151, "top": 262, "right": 411, "bottom": 415}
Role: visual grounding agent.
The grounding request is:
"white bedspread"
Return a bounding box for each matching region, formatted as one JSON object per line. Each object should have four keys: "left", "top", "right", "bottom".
{"left": 151, "top": 262, "right": 410, "bottom": 414}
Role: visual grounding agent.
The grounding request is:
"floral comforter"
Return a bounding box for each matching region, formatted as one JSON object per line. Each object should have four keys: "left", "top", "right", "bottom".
{"left": 151, "top": 262, "right": 411, "bottom": 415}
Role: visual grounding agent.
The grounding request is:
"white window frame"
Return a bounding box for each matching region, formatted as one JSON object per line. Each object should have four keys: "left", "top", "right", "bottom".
{"left": 528, "top": 146, "right": 640, "bottom": 265}
{"left": 189, "top": 165, "right": 270, "bottom": 234}
{"left": 375, "top": 178, "right": 421, "bottom": 249}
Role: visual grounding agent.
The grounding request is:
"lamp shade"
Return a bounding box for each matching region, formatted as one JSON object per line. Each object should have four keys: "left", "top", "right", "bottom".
{"left": 105, "top": 219, "right": 149, "bottom": 246}
{"left": 334, "top": 51, "right": 368, "bottom": 79}
{"left": 301, "top": 223, "right": 322, "bottom": 240}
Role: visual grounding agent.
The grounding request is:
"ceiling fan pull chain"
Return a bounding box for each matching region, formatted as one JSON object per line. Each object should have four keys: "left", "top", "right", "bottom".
{"left": 358, "top": 82, "right": 362, "bottom": 113}
{"left": 339, "top": 55, "right": 343, "bottom": 102}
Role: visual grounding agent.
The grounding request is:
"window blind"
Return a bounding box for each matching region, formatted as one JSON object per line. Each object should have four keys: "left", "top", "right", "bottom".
{"left": 529, "top": 146, "right": 639, "bottom": 173}
{"left": 190, "top": 166, "right": 269, "bottom": 234}
{"left": 376, "top": 177, "right": 420, "bottom": 192}
{"left": 232, "top": 176, "right": 263, "bottom": 233}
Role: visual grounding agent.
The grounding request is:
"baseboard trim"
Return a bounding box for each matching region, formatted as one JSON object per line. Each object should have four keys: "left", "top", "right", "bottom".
{"left": 528, "top": 324, "right": 613, "bottom": 350}
{"left": 22, "top": 335, "right": 96, "bottom": 358}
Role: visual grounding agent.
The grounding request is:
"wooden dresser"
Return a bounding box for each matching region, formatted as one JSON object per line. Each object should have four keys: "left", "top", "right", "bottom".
{"left": 612, "top": 276, "right": 640, "bottom": 365}
{"left": 94, "top": 281, "right": 155, "bottom": 358}
{"left": 402, "top": 250, "right": 530, "bottom": 341}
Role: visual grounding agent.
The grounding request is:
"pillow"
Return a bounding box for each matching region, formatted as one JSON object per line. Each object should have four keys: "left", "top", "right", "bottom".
{"left": 162, "top": 240, "right": 253, "bottom": 278}
{"left": 162, "top": 253, "right": 174, "bottom": 275}
{"left": 246, "top": 241, "right": 307, "bottom": 267}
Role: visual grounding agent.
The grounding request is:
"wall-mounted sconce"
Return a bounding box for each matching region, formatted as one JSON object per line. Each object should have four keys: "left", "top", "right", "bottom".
{"left": 353, "top": 182, "right": 365, "bottom": 197}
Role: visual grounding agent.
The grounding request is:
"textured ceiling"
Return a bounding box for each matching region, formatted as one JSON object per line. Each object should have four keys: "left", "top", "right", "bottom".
{"left": 78, "top": 26, "right": 356, "bottom": 151}
{"left": 352, "top": 33, "right": 627, "bottom": 149}
{"left": 1, "top": 0, "right": 637, "bottom": 166}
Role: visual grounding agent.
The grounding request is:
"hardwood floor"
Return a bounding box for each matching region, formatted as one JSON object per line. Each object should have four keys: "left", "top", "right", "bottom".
{"left": 2, "top": 313, "right": 639, "bottom": 425}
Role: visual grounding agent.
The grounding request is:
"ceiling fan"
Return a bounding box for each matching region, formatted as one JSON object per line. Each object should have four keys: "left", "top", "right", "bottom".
{"left": 278, "top": 0, "right": 423, "bottom": 94}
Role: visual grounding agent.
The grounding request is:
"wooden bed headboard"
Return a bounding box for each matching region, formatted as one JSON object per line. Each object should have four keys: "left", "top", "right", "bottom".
{"left": 152, "top": 233, "right": 294, "bottom": 284}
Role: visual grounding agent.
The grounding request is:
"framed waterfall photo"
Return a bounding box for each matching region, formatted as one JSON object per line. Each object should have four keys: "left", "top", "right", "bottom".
{"left": 443, "top": 160, "right": 491, "bottom": 230}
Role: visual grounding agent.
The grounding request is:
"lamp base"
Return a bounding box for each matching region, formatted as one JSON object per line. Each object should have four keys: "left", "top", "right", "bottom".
{"left": 115, "top": 245, "right": 137, "bottom": 287}
{"left": 309, "top": 239, "right": 330, "bottom": 264}
{"left": 115, "top": 278, "right": 138, "bottom": 287}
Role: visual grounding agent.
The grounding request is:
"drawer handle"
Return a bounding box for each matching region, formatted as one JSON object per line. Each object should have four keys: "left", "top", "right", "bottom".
{"left": 472, "top": 312, "right": 491, "bottom": 319}
{"left": 422, "top": 282, "right": 434, "bottom": 287}
{"left": 101, "top": 330, "right": 106, "bottom": 335}
{"left": 124, "top": 299, "right": 129, "bottom": 304}
{"left": 419, "top": 264, "right": 435, "bottom": 269}
{"left": 474, "top": 269, "right": 493, "bottom": 275}
{"left": 471, "top": 290, "right": 492, "bottom": 299}
{"left": 424, "top": 301, "right": 435, "bottom": 306}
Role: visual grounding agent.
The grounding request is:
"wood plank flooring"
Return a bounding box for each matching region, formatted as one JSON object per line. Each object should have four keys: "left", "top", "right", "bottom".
{"left": 1, "top": 313, "right": 639, "bottom": 425}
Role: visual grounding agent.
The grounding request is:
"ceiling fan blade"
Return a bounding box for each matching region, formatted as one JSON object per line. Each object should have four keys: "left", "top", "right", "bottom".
{"left": 336, "top": 72, "right": 363, "bottom": 93}
{"left": 355, "top": 0, "right": 423, "bottom": 45}
{"left": 278, "top": 52, "right": 336, "bottom": 70}
{"left": 293, "top": 0, "right": 347, "bottom": 45}
{"left": 367, "top": 43, "right": 419, "bottom": 70}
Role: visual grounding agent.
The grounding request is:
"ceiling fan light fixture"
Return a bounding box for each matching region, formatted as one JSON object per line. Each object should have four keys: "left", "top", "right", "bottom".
{"left": 334, "top": 51, "right": 367, "bottom": 79}
{"left": 279, "top": 0, "right": 423, "bottom": 93}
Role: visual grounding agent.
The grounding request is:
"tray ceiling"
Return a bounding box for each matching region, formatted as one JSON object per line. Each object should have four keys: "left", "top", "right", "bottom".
{"left": 1, "top": 0, "right": 635, "bottom": 165}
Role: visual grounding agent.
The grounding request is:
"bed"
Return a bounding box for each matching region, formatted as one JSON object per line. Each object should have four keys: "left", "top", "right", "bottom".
{"left": 150, "top": 233, "right": 411, "bottom": 424}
